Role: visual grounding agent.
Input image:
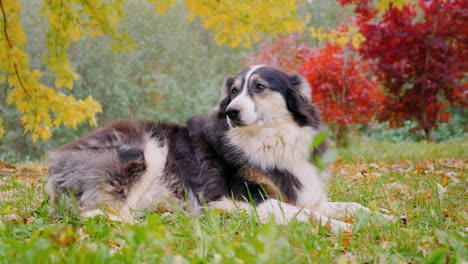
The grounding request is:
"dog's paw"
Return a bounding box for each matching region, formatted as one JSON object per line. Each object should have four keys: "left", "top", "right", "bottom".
{"left": 328, "top": 219, "right": 353, "bottom": 233}
{"left": 81, "top": 209, "right": 135, "bottom": 224}
{"left": 382, "top": 214, "right": 398, "bottom": 222}
{"left": 306, "top": 211, "right": 353, "bottom": 232}
{"left": 374, "top": 210, "right": 399, "bottom": 223}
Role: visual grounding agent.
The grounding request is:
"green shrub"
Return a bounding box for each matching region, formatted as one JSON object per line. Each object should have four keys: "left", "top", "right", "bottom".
{"left": 360, "top": 112, "right": 467, "bottom": 143}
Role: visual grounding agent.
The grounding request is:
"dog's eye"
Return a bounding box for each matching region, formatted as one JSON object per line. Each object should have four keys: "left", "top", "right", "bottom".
{"left": 254, "top": 83, "right": 266, "bottom": 93}
{"left": 231, "top": 88, "right": 238, "bottom": 96}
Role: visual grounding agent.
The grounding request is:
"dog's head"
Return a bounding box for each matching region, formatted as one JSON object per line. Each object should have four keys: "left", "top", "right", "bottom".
{"left": 217, "top": 65, "right": 320, "bottom": 130}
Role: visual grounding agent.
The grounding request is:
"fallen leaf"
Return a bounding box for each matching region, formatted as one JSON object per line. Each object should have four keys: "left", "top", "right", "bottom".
{"left": 341, "top": 231, "right": 354, "bottom": 247}
{"left": 370, "top": 163, "right": 380, "bottom": 169}
{"left": 440, "top": 175, "right": 448, "bottom": 187}
{"left": 0, "top": 161, "right": 15, "bottom": 170}
{"left": 50, "top": 225, "right": 76, "bottom": 247}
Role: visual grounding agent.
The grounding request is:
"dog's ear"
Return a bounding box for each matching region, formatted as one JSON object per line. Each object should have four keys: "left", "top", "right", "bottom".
{"left": 285, "top": 88, "right": 310, "bottom": 126}
{"left": 288, "top": 73, "right": 312, "bottom": 101}
{"left": 285, "top": 74, "right": 320, "bottom": 128}
{"left": 213, "top": 77, "right": 235, "bottom": 114}
{"left": 223, "top": 77, "right": 235, "bottom": 97}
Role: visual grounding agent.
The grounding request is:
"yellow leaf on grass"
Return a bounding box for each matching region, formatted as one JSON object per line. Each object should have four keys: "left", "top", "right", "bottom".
{"left": 440, "top": 175, "right": 448, "bottom": 187}
{"left": 0, "top": 118, "right": 4, "bottom": 138}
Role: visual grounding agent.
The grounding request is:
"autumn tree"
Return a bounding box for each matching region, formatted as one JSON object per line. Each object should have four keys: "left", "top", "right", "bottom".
{"left": 299, "top": 42, "right": 383, "bottom": 146}
{"left": 0, "top": 0, "right": 305, "bottom": 141}
{"left": 339, "top": 0, "right": 468, "bottom": 140}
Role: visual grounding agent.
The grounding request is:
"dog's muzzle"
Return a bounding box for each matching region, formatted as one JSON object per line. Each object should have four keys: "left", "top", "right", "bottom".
{"left": 226, "top": 107, "right": 244, "bottom": 127}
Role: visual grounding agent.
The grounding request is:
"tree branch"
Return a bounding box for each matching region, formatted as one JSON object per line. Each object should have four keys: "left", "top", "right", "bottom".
{"left": 0, "top": 0, "right": 29, "bottom": 96}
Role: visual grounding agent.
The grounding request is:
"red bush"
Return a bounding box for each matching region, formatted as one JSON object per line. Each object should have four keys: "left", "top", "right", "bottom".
{"left": 299, "top": 43, "right": 384, "bottom": 128}
{"left": 342, "top": 0, "right": 468, "bottom": 139}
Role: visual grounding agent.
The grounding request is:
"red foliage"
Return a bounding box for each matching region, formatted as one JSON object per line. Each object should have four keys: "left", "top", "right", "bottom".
{"left": 246, "top": 33, "right": 310, "bottom": 73}
{"left": 299, "top": 43, "right": 384, "bottom": 127}
{"left": 341, "top": 0, "right": 468, "bottom": 138}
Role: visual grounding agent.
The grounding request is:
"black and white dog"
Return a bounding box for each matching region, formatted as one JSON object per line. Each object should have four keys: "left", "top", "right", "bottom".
{"left": 47, "top": 65, "right": 392, "bottom": 231}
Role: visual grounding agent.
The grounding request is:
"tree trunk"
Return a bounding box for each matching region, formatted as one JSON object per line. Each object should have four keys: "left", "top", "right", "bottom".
{"left": 424, "top": 127, "right": 435, "bottom": 142}
{"left": 335, "top": 125, "right": 349, "bottom": 147}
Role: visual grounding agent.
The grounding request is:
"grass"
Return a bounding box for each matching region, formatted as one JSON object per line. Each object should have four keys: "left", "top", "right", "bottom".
{"left": 0, "top": 141, "right": 467, "bottom": 263}
{"left": 339, "top": 139, "right": 468, "bottom": 162}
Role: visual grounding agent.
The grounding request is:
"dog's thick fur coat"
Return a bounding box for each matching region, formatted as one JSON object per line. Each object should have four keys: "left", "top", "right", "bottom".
{"left": 47, "top": 66, "right": 392, "bottom": 231}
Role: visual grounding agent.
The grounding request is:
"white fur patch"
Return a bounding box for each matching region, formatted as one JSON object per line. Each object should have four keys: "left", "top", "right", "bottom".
{"left": 125, "top": 138, "right": 178, "bottom": 213}
{"left": 227, "top": 65, "right": 265, "bottom": 126}
{"left": 290, "top": 161, "right": 328, "bottom": 209}
{"left": 228, "top": 95, "right": 257, "bottom": 125}
{"left": 243, "top": 65, "right": 264, "bottom": 91}
{"left": 208, "top": 197, "right": 251, "bottom": 212}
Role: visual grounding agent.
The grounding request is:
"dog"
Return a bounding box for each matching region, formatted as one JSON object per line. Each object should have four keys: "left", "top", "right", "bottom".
{"left": 47, "top": 65, "right": 393, "bottom": 231}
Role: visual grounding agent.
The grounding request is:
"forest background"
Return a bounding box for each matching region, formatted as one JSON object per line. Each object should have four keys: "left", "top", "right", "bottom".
{"left": 0, "top": 0, "right": 466, "bottom": 162}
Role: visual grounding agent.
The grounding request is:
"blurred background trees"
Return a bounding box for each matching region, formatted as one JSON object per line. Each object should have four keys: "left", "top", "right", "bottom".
{"left": 0, "top": 0, "right": 466, "bottom": 161}
{"left": 349, "top": 0, "right": 468, "bottom": 141}
{"left": 252, "top": 0, "right": 467, "bottom": 146}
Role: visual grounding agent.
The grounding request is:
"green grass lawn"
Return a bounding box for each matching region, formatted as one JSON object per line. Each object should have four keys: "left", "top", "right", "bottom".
{"left": 0, "top": 141, "right": 466, "bottom": 263}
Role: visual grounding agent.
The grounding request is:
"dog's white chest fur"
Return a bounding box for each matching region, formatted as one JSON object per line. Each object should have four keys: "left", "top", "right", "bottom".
{"left": 226, "top": 121, "right": 327, "bottom": 209}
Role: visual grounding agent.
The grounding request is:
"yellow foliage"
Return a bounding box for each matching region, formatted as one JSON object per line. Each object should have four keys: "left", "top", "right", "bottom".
{"left": 41, "top": 0, "right": 133, "bottom": 90}
{"left": 310, "top": 25, "right": 365, "bottom": 49}
{"left": 185, "top": 0, "right": 306, "bottom": 48}
{"left": 0, "top": 117, "right": 4, "bottom": 138}
{"left": 0, "top": 0, "right": 102, "bottom": 141}
{"left": 377, "top": 0, "right": 410, "bottom": 11}
{"left": 147, "top": 0, "right": 176, "bottom": 15}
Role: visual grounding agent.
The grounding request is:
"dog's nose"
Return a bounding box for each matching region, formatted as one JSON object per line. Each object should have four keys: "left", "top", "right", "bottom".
{"left": 226, "top": 107, "right": 240, "bottom": 120}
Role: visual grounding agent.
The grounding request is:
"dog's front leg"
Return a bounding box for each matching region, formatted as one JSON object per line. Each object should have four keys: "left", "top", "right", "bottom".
{"left": 208, "top": 197, "right": 351, "bottom": 232}
{"left": 256, "top": 199, "right": 352, "bottom": 232}
{"left": 318, "top": 202, "right": 396, "bottom": 221}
